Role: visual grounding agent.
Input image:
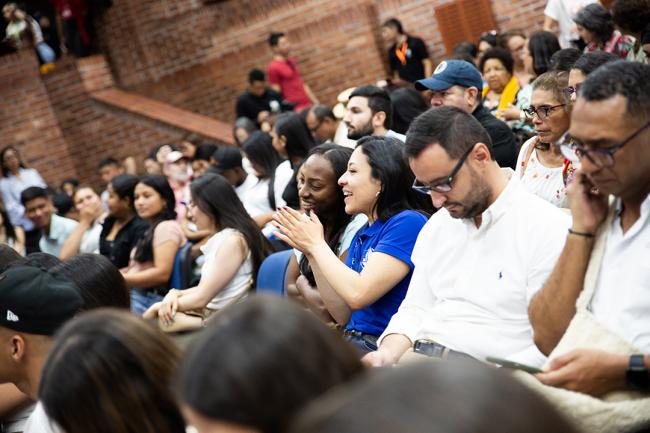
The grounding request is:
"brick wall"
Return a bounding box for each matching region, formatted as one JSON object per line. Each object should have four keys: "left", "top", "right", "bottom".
{"left": 40, "top": 58, "right": 184, "bottom": 188}
{"left": 0, "top": 51, "right": 77, "bottom": 184}
{"left": 95, "top": 0, "right": 548, "bottom": 123}
{"left": 0, "top": 52, "right": 184, "bottom": 189}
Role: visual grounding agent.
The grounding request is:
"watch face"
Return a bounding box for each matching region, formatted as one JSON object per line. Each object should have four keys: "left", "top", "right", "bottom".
{"left": 627, "top": 355, "right": 650, "bottom": 390}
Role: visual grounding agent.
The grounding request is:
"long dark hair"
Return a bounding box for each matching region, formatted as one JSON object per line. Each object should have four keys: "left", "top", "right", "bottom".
{"left": 389, "top": 88, "right": 429, "bottom": 135}
{"left": 110, "top": 174, "right": 140, "bottom": 213}
{"left": 190, "top": 174, "right": 272, "bottom": 286}
{"left": 40, "top": 310, "right": 185, "bottom": 433}
{"left": 243, "top": 131, "right": 284, "bottom": 209}
{"left": 0, "top": 146, "right": 26, "bottom": 177}
{"left": 178, "top": 295, "right": 364, "bottom": 433}
{"left": 528, "top": 31, "right": 561, "bottom": 76}
{"left": 357, "top": 136, "right": 433, "bottom": 222}
{"left": 298, "top": 144, "right": 353, "bottom": 285}
{"left": 133, "top": 175, "right": 177, "bottom": 263}
{"left": 274, "top": 112, "right": 316, "bottom": 163}
{"left": 0, "top": 207, "right": 16, "bottom": 242}
{"left": 54, "top": 254, "right": 130, "bottom": 310}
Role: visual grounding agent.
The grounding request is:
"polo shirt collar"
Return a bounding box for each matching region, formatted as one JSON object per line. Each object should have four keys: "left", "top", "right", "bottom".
{"left": 46, "top": 214, "right": 66, "bottom": 240}
{"left": 359, "top": 217, "right": 383, "bottom": 238}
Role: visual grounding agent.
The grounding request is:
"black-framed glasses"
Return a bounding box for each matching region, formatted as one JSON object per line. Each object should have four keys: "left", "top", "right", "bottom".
{"left": 560, "top": 120, "right": 650, "bottom": 168}
{"left": 412, "top": 144, "right": 476, "bottom": 195}
{"left": 309, "top": 117, "right": 324, "bottom": 134}
{"left": 563, "top": 83, "right": 582, "bottom": 97}
{"left": 523, "top": 104, "right": 566, "bottom": 121}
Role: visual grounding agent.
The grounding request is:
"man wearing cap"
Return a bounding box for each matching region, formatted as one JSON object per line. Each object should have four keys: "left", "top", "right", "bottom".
{"left": 0, "top": 266, "right": 82, "bottom": 433}
{"left": 208, "top": 146, "right": 257, "bottom": 203}
{"left": 415, "top": 59, "right": 518, "bottom": 169}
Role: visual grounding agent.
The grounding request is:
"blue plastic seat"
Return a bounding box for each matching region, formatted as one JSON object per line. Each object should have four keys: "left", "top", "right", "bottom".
{"left": 255, "top": 250, "right": 293, "bottom": 295}
{"left": 169, "top": 242, "right": 193, "bottom": 290}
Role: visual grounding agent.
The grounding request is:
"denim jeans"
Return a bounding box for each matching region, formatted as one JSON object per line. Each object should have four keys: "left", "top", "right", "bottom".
{"left": 343, "top": 332, "right": 378, "bottom": 354}
{"left": 131, "top": 289, "right": 163, "bottom": 316}
{"left": 36, "top": 42, "right": 56, "bottom": 63}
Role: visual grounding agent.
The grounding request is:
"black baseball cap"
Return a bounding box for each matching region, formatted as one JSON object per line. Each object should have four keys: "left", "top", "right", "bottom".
{"left": 211, "top": 146, "right": 243, "bottom": 173}
{"left": 0, "top": 266, "right": 82, "bottom": 336}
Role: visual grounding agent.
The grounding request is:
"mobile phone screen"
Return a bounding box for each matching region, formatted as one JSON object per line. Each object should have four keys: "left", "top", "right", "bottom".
{"left": 486, "top": 356, "right": 543, "bottom": 374}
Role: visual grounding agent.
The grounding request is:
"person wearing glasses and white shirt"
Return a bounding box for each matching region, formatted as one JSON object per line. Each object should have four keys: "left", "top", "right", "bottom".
{"left": 363, "top": 106, "right": 570, "bottom": 368}
{"left": 529, "top": 62, "right": 650, "bottom": 406}
{"left": 515, "top": 71, "right": 572, "bottom": 208}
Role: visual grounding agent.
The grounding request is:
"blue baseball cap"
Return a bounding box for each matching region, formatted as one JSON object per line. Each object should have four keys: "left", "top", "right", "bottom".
{"left": 415, "top": 60, "right": 483, "bottom": 93}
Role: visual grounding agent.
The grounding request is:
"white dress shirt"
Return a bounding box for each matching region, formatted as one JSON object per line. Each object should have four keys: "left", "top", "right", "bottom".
{"left": 380, "top": 173, "right": 571, "bottom": 366}
{"left": 590, "top": 194, "right": 650, "bottom": 352}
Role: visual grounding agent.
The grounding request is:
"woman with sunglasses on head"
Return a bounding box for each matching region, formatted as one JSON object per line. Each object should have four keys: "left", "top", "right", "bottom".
{"left": 274, "top": 136, "right": 429, "bottom": 353}
{"left": 516, "top": 71, "right": 572, "bottom": 208}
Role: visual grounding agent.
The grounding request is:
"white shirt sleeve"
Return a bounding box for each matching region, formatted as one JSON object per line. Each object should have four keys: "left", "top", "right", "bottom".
{"left": 273, "top": 161, "right": 294, "bottom": 209}
{"left": 378, "top": 219, "right": 438, "bottom": 346}
{"left": 544, "top": 0, "right": 562, "bottom": 20}
{"left": 524, "top": 207, "right": 571, "bottom": 304}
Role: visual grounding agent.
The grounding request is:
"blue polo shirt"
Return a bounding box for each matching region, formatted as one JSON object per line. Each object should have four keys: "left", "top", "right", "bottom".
{"left": 345, "top": 209, "right": 428, "bottom": 336}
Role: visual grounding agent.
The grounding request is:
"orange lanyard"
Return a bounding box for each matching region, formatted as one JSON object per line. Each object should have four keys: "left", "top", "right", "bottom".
{"left": 395, "top": 41, "right": 409, "bottom": 65}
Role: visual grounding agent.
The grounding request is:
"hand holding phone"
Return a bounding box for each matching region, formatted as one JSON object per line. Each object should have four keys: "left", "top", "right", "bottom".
{"left": 486, "top": 356, "right": 543, "bottom": 374}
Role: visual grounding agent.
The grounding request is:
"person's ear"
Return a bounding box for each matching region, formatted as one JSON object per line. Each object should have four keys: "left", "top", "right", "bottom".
{"left": 473, "top": 142, "right": 492, "bottom": 165}
{"left": 279, "top": 135, "right": 287, "bottom": 149}
{"left": 9, "top": 335, "right": 26, "bottom": 362}
{"left": 466, "top": 87, "right": 479, "bottom": 108}
{"left": 372, "top": 111, "right": 387, "bottom": 130}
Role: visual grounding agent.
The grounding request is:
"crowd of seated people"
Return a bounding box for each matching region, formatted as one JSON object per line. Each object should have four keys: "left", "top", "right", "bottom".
{"left": 1, "top": 1, "right": 650, "bottom": 432}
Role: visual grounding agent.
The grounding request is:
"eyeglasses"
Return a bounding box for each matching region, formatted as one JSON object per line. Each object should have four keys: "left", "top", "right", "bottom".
{"left": 412, "top": 144, "right": 476, "bottom": 195}
{"left": 309, "top": 118, "right": 324, "bottom": 134}
{"left": 560, "top": 120, "right": 650, "bottom": 168}
{"left": 523, "top": 104, "right": 566, "bottom": 121}
{"left": 563, "top": 83, "right": 582, "bottom": 97}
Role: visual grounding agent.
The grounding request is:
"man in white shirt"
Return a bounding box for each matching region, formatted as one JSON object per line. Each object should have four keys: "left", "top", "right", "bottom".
{"left": 531, "top": 61, "right": 650, "bottom": 396}
{"left": 21, "top": 187, "right": 78, "bottom": 257}
{"left": 543, "top": 0, "right": 596, "bottom": 49}
{"left": 208, "top": 146, "right": 257, "bottom": 202}
{"left": 344, "top": 85, "right": 406, "bottom": 142}
{"left": 363, "top": 106, "right": 569, "bottom": 367}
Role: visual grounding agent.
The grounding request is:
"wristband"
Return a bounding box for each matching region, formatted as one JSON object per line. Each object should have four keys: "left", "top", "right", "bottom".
{"left": 568, "top": 228, "right": 595, "bottom": 238}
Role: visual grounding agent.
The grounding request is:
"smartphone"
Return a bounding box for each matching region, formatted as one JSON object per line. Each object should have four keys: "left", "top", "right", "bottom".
{"left": 486, "top": 356, "right": 543, "bottom": 374}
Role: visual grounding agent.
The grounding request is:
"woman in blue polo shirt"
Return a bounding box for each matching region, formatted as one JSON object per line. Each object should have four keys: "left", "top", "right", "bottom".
{"left": 274, "top": 136, "right": 430, "bottom": 353}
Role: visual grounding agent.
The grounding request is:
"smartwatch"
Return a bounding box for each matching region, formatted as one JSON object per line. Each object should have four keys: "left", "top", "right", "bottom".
{"left": 626, "top": 354, "right": 650, "bottom": 391}
{"left": 413, "top": 339, "right": 445, "bottom": 358}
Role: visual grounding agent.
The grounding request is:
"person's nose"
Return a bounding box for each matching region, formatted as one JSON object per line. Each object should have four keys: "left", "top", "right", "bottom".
{"left": 429, "top": 191, "right": 447, "bottom": 208}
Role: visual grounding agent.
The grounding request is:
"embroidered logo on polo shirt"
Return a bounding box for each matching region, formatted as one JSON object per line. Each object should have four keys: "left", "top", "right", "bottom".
{"left": 6, "top": 310, "right": 19, "bottom": 322}
{"left": 361, "top": 248, "right": 374, "bottom": 269}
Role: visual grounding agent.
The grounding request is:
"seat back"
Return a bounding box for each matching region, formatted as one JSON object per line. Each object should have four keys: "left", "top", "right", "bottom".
{"left": 255, "top": 250, "right": 293, "bottom": 295}
{"left": 169, "top": 242, "right": 193, "bottom": 290}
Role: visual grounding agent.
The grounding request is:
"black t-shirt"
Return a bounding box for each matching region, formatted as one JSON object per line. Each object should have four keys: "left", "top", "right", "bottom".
{"left": 472, "top": 104, "right": 518, "bottom": 170}
{"left": 387, "top": 35, "right": 430, "bottom": 83}
{"left": 235, "top": 88, "right": 283, "bottom": 123}
{"left": 99, "top": 216, "right": 149, "bottom": 269}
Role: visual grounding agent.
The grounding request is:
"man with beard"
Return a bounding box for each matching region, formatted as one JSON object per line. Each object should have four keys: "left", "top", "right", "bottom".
{"left": 343, "top": 85, "right": 406, "bottom": 142}
{"left": 363, "top": 107, "right": 569, "bottom": 367}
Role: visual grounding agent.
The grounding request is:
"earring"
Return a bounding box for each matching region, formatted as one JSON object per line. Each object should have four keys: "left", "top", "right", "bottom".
{"left": 375, "top": 191, "right": 380, "bottom": 197}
